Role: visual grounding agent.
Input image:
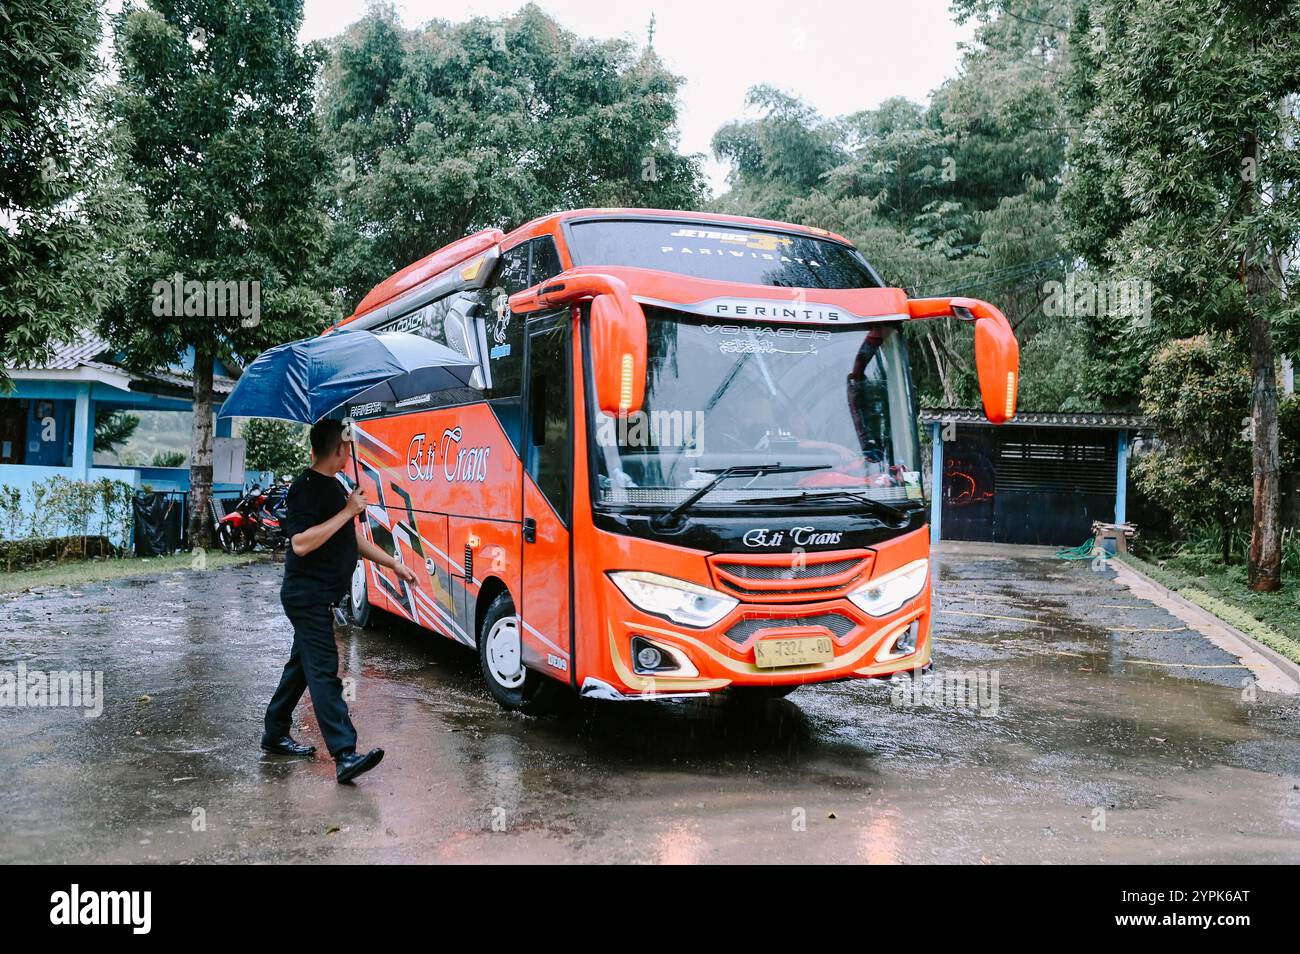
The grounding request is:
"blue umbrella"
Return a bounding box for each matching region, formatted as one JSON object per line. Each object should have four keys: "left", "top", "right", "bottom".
{"left": 218, "top": 330, "right": 479, "bottom": 424}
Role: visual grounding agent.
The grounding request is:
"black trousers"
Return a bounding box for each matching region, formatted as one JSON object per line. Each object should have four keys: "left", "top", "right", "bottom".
{"left": 264, "top": 595, "right": 357, "bottom": 757}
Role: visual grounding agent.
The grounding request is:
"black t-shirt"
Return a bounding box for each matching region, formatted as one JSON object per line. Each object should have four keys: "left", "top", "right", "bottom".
{"left": 281, "top": 468, "right": 358, "bottom": 604}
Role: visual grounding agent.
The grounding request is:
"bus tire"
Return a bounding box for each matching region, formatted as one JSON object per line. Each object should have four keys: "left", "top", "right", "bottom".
{"left": 349, "top": 559, "right": 372, "bottom": 629}
{"left": 478, "top": 591, "right": 562, "bottom": 715}
{"left": 728, "top": 685, "right": 798, "bottom": 703}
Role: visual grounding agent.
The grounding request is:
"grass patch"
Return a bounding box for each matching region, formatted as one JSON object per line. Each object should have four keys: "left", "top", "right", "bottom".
{"left": 1, "top": 551, "right": 268, "bottom": 596}
{"left": 1118, "top": 552, "right": 1300, "bottom": 665}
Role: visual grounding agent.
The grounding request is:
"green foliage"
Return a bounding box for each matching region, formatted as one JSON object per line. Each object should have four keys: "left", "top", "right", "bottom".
{"left": 101, "top": 0, "right": 338, "bottom": 544}
{"left": 0, "top": 476, "right": 136, "bottom": 567}
{"left": 94, "top": 408, "right": 140, "bottom": 454}
{"left": 95, "top": 477, "right": 136, "bottom": 552}
{"left": 102, "top": 0, "right": 338, "bottom": 370}
{"left": 1061, "top": 0, "right": 1300, "bottom": 391}
{"left": 321, "top": 2, "right": 706, "bottom": 310}
{"left": 712, "top": 86, "right": 846, "bottom": 222}
{"left": 240, "top": 418, "right": 308, "bottom": 476}
{"left": 0, "top": 0, "right": 138, "bottom": 384}
{"left": 708, "top": 2, "right": 1076, "bottom": 411}
{"left": 1016, "top": 317, "right": 1099, "bottom": 412}
{"left": 1132, "top": 335, "right": 1252, "bottom": 546}
{"left": 151, "top": 449, "right": 187, "bottom": 467}
{"left": 1120, "top": 552, "right": 1300, "bottom": 665}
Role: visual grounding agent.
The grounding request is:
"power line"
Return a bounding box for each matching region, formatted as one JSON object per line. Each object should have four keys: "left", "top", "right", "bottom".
{"left": 907, "top": 255, "right": 1070, "bottom": 297}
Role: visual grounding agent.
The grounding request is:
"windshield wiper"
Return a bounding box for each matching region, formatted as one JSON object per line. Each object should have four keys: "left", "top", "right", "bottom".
{"left": 736, "top": 488, "right": 911, "bottom": 526}
{"left": 651, "top": 463, "right": 829, "bottom": 531}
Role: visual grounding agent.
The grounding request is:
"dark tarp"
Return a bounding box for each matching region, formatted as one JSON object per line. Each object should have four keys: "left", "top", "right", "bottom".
{"left": 133, "top": 492, "right": 183, "bottom": 556}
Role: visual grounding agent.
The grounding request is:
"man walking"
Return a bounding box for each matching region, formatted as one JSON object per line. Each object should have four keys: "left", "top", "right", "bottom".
{"left": 261, "top": 419, "right": 417, "bottom": 783}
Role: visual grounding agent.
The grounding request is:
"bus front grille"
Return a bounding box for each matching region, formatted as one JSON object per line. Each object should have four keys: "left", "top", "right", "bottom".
{"left": 723, "top": 612, "right": 858, "bottom": 646}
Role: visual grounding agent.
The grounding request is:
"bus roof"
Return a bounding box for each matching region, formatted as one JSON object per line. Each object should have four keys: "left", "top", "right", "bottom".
{"left": 341, "top": 209, "right": 858, "bottom": 328}
{"left": 512, "top": 208, "right": 854, "bottom": 247}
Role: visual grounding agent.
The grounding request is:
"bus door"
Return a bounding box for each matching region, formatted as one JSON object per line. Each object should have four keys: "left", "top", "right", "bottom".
{"left": 519, "top": 314, "right": 573, "bottom": 683}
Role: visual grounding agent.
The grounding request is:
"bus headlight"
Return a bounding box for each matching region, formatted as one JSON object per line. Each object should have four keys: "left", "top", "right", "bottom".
{"left": 608, "top": 571, "right": 738, "bottom": 628}
{"left": 848, "top": 559, "right": 929, "bottom": 617}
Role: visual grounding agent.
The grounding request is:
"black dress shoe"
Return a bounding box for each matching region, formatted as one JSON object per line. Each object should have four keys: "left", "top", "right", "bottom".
{"left": 335, "top": 747, "right": 384, "bottom": 784}
{"left": 261, "top": 734, "right": 316, "bottom": 757}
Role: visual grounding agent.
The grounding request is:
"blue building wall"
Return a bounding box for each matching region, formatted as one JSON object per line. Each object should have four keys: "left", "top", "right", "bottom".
{"left": 0, "top": 374, "right": 250, "bottom": 547}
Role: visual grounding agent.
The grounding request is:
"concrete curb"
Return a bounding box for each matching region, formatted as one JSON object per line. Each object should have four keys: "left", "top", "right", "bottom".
{"left": 1111, "top": 557, "right": 1300, "bottom": 696}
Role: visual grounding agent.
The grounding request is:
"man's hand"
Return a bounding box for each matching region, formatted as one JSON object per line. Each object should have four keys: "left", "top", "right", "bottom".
{"left": 393, "top": 563, "right": 418, "bottom": 584}
{"left": 345, "top": 488, "right": 367, "bottom": 517}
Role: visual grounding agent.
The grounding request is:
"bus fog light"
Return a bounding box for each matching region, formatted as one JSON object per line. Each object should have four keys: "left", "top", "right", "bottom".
{"left": 897, "top": 621, "right": 918, "bottom": 654}
{"left": 848, "top": 559, "right": 929, "bottom": 617}
{"left": 631, "top": 636, "right": 698, "bottom": 677}
{"left": 636, "top": 645, "right": 663, "bottom": 670}
{"left": 875, "top": 621, "right": 921, "bottom": 662}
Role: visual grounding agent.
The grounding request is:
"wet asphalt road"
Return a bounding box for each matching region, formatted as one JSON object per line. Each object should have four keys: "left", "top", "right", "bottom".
{"left": 2, "top": 543, "right": 1298, "bottom": 864}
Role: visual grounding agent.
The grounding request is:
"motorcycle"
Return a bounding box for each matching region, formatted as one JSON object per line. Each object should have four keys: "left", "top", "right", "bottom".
{"left": 216, "top": 480, "right": 290, "bottom": 553}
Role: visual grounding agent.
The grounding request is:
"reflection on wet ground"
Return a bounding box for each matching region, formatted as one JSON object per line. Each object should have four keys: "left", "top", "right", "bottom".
{"left": 1, "top": 543, "right": 1297, "bottom": 863}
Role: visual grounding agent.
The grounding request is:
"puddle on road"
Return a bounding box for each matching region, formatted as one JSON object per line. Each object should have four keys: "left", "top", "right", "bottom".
{"left": 1, "top": 554, "right": 1297, "bottom": 863}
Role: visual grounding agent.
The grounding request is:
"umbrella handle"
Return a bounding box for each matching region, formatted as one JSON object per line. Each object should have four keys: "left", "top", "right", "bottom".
{"left": 342, "top": 416, "right": 362, "bottom": 491}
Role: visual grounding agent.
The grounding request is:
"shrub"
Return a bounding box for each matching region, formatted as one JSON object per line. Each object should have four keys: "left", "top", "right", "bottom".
{"left": 1133, "top": 334, "right": 1252, "bottom": 564}
{"left": 241, "top": 418, "right": 309, "bottom": 478}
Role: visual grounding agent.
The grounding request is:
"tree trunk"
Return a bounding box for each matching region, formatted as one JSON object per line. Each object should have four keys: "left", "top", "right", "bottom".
{"left": 1246, "top": 303, "right": 1281, "bottom": 590}
{"left": 188, "top": 342, "right": 215, "bottom": 550}
{"left": 1240, "top": 130, "right": 1282, "bottom": 591}
{"left": 926, "top": 333, "right": 956, "bottom": 405}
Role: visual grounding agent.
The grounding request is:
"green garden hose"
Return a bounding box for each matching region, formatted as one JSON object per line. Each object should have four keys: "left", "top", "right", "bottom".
{"left": 1056, "top": 537, "right": 1104, "bottom": 561}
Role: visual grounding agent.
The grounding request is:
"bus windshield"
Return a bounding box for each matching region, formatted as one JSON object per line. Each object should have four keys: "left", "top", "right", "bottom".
{"left": 591, "top": 308, "right": 925, "bottom": 512}
{"left": 567, "top": 219, "right": 880, "bottom": 289}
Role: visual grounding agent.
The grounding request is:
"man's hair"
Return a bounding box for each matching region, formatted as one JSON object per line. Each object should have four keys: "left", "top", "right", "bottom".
{"left": 310, "top": 419, "right": 347, "bottom": 459}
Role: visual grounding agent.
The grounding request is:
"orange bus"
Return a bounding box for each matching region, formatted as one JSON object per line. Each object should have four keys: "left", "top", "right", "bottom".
{"left": 334, "top": 209, "right": 1018, "bottom": 712}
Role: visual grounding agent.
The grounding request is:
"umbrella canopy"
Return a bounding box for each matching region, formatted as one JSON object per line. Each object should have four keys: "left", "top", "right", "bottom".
{"left": 218, "top": 330, "right": 479, "bottom": 423}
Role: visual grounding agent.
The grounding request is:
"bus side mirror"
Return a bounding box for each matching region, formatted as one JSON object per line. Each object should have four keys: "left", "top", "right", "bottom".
{"left": 590, "top": 294, "right": 647, "bottom": 417}
{"left": 507, "top": 270, "right": 648, "bottom": 416}
{"left": 907, "top": 296, "right": 1019, "bottom": 424}
{"left": 968, "top": 306, "right": 1019, "bottom": 424}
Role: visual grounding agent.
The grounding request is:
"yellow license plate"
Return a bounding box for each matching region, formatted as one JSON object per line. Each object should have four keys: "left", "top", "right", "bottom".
{"left": 753, "top": 635, "right": 834, "bottom": 669}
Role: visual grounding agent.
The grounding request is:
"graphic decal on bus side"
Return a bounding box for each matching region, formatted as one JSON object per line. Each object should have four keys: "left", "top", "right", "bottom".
{"left": 489, "top": 288, "right": 513, "bottom": 358}
{"left": 406, "top": 427, "right": 491, "bottom": 483}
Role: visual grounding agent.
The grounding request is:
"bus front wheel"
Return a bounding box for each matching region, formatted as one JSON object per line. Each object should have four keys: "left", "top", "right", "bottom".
{"left": 478, "top": 591, "right": 563, "bottom": 715}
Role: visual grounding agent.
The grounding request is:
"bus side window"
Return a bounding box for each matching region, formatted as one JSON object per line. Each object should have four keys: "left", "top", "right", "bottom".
{"left": 525, "top": 320, "right": 570, "bottom": 524}
{"left": 496, "top": 243, "right": 532, "bottom": 295}
{"left": 484, "top": 245, "right": 529, "bottom": 399}
{"left": 530, "top": 236, "right": 563, "bottom": 285}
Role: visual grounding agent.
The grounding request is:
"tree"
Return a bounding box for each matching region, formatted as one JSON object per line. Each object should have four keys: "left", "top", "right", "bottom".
{"left": 0, "top": 0, "right": 137, "bottom": 384}
{"left": 93, "top": 408, "right": 139, "bottom": 454}
{"left": 321, "top": 2, "right": 706, "bottom": 310}
{"left": 240, "top": 418, "right": 308, "bottom": 477}
{"left": 709, "top": 1, "right": 1075, "bottom": 412}
{"left": 1062, "top": 0, "right": 1300, "bottom": 590}
{"left": 103, "top": 0, "right": 336, "bottom": 547}
{"left": 712, "top": 85, "right": 846, "bottom": 222}
{"left": 151, "top": 449, "right": 187, "bottom": 467}
{"left": 1134, "top": 335, "right": 1253, "bottom": 564}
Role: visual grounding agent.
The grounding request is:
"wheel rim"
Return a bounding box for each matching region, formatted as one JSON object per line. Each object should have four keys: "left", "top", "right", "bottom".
{"left": 351, "top": 560, "right": 366, "bottom": 613}
{"left": 485, "top": 616, "right": 525, "bottom": 689}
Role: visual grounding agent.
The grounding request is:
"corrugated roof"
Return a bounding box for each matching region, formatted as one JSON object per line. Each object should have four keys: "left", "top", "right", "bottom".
{"left": 919, "top": 407, "right": 1148, "bottom": 429}
{"left": 6, "top": 329, "right": 234, "bottom": 395}
{"left": 10, "top": 332, "right": 116, "bottom": 371}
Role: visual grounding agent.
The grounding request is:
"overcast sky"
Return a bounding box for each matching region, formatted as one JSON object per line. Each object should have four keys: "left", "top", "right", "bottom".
{"left": 299, "top": 0, "right": 975, "bottom": 196}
